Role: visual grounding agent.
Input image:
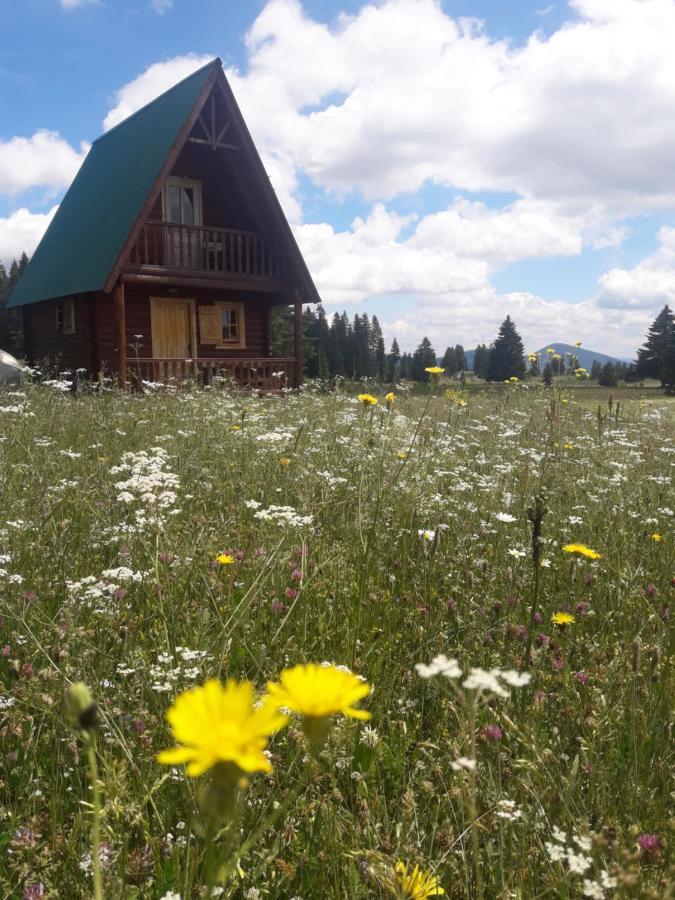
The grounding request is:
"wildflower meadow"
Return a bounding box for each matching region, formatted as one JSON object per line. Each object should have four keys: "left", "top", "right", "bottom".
{"left": 0, "top": 378, "right": 672, "bottom": 898}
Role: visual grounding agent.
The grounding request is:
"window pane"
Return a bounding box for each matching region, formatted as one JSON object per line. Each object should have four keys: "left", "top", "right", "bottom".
{"left": 182, "top": 188, "right": 194, "bottom": 225}
{"left": 168, "top": 186, "right": 181, "bottom": 223}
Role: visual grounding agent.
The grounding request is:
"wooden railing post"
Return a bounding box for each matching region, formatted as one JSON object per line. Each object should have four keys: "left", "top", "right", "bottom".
{"left": 293, "top": 293, "right": 303, "bottom": 389}
{"left": 114, "top": 281, "right": 127, "bottom": 389}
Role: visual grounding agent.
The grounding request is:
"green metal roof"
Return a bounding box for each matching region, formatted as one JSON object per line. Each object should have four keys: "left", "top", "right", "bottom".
{"left": 9, "top": 60, "right": 216, "bottom": 308}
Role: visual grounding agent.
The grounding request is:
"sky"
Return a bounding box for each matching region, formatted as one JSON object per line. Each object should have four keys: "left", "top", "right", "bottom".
{"left": 3, "top": 0, "right": 675, "bottom": 356}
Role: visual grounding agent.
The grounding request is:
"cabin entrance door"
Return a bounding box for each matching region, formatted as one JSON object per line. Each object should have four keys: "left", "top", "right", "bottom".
{"left": 150, "top": 298, "right": 195, "bottom": 359}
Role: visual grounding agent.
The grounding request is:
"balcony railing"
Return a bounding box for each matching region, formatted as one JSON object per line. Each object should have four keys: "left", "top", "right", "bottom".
{"left": 127, "top": 221, "right": 285, "bottom": 280}
{"left": 128, "top": 356, "right": 295, "bottom": 390}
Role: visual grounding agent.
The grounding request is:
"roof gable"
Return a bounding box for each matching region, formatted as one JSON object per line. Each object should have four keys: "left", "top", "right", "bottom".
{"left": 9, "top": 61, "right": 216, "bottom": 308}
{"left": 10, "top": 59, "right": 320, "bottom": 309}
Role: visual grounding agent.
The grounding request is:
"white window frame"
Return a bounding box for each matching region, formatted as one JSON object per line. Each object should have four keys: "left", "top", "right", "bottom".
{"left": 162, "top": 177, "right": 203, "bottom": 227}
{"left": 56, "top": 297, "right": 76, "bottom": 335}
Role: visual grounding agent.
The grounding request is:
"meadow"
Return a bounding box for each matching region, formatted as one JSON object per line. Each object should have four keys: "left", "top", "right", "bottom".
{"left": 0, "top": 378, "right": 672, "bottom": 899}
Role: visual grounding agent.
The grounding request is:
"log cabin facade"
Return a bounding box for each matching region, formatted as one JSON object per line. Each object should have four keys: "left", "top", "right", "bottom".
{"left": 9, "top": 59, "right": 318, "bottom": 390}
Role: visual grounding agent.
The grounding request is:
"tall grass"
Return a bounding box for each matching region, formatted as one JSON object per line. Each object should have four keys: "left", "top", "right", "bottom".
{"left": 0, "top": 380, "right": 671, "bottom": 898}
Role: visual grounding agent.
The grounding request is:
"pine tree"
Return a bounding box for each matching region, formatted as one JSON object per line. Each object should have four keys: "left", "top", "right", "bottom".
{"left": 598, "top": 362, "right": 618, "bottom": 387}
{"left": 454, "top": 344, "right": 467, "bottom": 372}
{"left": 487, "top": 316, "right": 526, "bottom": 381}
{"left": 371, "top": 316, "right": 386, "bottom": 380}
{"left": 441, "top": 346, "right": 458, "bottom": 376}
{"left": 411, "top": 337, "right": 437, "bottom": 381}
{"left": 473, "top": 344, "right": 490, "bottom": 379}
{"left": 386, "top": 338, "right": 401, "bottom": 382}
{"left": 399, "top": 352, "right": 412, "bottom": 380}
{"left": 326, "top": 313, "right": 345, "bottom": 376}
{"left": 635, "top": 305, "right": 675, "bottom": 387}
{"left": 590, "top": 360, "right": 602, "bottom": 381}
{"left": 302, "top": 307, "right": 319, "bottom": 377}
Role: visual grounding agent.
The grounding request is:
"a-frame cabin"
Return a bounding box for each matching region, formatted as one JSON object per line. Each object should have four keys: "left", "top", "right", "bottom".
{"left": 9, "top": 59, "right": 318, "bottom": 390}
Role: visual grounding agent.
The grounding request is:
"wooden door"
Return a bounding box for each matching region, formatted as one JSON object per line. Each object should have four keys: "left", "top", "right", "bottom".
{"left": 150, "top": 299, "right": 194, "bottom": 358}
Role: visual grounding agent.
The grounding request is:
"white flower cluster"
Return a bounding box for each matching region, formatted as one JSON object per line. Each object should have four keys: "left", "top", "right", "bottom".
{"left": 545, "top": 827, "right": 616, "bottom": 895}
{"left": 0, "top": 695, "right": 16, "bottom": 710}
{"left": 253, "top": 505, "right": 313, "bottom": 528}
{"left": 415, "top": 657, "right": 532, "bottom": 698}
{"left": 111, "top": 447, "right": 180, "bottom": 509}
{"left": 147, "top": 647, "right": 212, "bottom": 693}
{"left": 66, "top": 567, "right": 147, "bottom": 614}
{"left": 495, "top": 799, "right": 522, "bottom": 821}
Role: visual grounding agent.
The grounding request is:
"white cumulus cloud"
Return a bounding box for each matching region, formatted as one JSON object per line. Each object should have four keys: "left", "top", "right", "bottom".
{"left": 103, "top": 54, "right": 214, "bottom": 131}
{"left": 0, "top": 207, "right": 58, "bottom": 267}
{"left": 0, "top": 131, "right": 86, "bottom": 196}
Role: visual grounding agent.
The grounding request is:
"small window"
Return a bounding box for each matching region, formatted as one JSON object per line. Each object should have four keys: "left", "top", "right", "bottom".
{"left": 198, "top": 302, "right": 245, "bottom": 349}
{"left": 56, "top": 298, "right": 76, "bottom": 335}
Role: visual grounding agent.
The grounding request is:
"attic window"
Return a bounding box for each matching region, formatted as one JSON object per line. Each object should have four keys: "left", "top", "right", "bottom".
{"left": 56, "top": 298, "right": 76, "bottom": 335}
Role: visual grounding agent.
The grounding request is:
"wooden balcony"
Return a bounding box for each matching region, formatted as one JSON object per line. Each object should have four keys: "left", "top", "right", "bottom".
{"left": 128, "top": 356, "right": 295, "bottom": 391}
{"left": 127, "top": 221, "right": 286, "bottom": 283}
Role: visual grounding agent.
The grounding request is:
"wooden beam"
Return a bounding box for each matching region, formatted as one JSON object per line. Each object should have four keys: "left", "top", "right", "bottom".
{"left": 187, "top": 137, "right": 238, "bottom": 150}
{"left": 293, "top": 294, "right": 303, "bottom": 389}
{"left": 122, "top": 270, "right": 290, "bottom": 294}
{"left": 113, "top": 281, "right": 127, "bottom": 388}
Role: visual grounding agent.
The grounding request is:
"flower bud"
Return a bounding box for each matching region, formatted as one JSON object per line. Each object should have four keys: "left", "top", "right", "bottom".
{"left": 65, "top": 682, "right": 97, "bottom": 731}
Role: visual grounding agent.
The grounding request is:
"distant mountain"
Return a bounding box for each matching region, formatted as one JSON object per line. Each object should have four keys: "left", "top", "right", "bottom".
{"left": 531, "top": 342, "right": 631, "bottom": 369}
{"left": 462, "top": 342, "right": 629, "bottom": 371}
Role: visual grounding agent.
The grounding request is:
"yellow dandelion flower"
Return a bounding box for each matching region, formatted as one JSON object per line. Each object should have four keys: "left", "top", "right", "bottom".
{"left": 562, "top": 543, "right": 601, "bottom": 560}
{"left": 229, "top": 425, "right": 241, "bottom": 431}
{"left": 546, "top": 347, "right": 555, "bottom": 354}
{"left": 651, "top": 533, "right": 662, "bottom": 542}
{"left": 509, "top": 376, "right": 519, "bottom": 382}
{"left": 385, "top": 392, "right": 396, "bottom": 406}
{"left": 279, "top": 457, "right": 291, "bottom": 466}
{"left": 358, "top": 393, "right": 378, "bottom": 407}
{"left": 397, "top": 451, "right": 409, "bottom": 460}
{"left": 425, "top": 366, "right": 445, "bottom": 375}
{"left": 216, "top": 553, "right": 236, "bottom": 565}
{"left": 266, "top": 663, "right": 371, "bottom": 722}
{"left": 552, "top": 611, "right": 575, "bottom": 627}
{"left": 156, "top": 679, "right": 287, "bottom": 777}
{"left": 393, "top": 860, "right": 445, "bottom": 898}
{"left": 575, "top": 340, "right": 582, "bottom": 347}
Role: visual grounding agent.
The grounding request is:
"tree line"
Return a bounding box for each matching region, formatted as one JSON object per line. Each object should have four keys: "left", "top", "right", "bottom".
{"left": 0, "top": 253, "right": 28, "bottom": 357}
{"left": 2, "top": 250, "right": 674, "bottom": 392}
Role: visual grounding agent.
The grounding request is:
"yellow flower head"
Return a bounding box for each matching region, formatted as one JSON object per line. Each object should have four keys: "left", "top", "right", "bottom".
{"left": 156, "top": 679, "right": 287, "bottom": 777}
{"left": 575, "top": 340, "right": 582, "bottom": 347}
{"left": 279, "top": 457, "right": 291, "bottom": 466}
{"left": 552, "top": 611, "right": 575, "bottom": 627}
{"left": 216, "top": 553, "right": 236, "bottom": 565}
{"left": 385, "top": 392, "right": 396, "bottom": 406}
{"left": 528, "top": 353, "right": 538, "bottom": 362}
{"left": 393, "top": 860, "right": 445, "bottom": 898}
{"left": 562, "top": 543, "right": 601, "bottom": 560}
{"left": 651, "top": 533, "right": 662, "bottom": 542}
{"left": 547, "top": 347, "right": 555, "bottom": 354}
{"left": 425, "top": 366, "right": 445, "bottom": 376}
{"left": 266, "top": 663, "right": 371, "bottom": 722}
{"left": 358, "top": 393, "right": 378, "bottom": 407}
{"left": 509, "top": 376, "right": 519, "bottom": 383}
{"left": 397, "top": 451, "right": 409, "bottom": 460}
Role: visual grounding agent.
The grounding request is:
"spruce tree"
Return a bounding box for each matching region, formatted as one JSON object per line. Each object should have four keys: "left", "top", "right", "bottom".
{"left": 635, "top": 305, "right": 675, "bottom": 387}
{"left": 590, "top": 360, "right": 602, "bottom": 381}
{"left": 598, "top": 362, "right": 618, "bottom": 387}
{"left": 411, "top": 336, "right": 438, "bottom": 381}
{"left": 487, "top": 316, "right": 526, "bottom": 381}
{"left": 454, "top": 344, "right": 467, "bottom": 372}
{"left": 473, "top": 344, "right": 490, "bottom": 379}
{"left": 441, "top": 346, "right": 458, "bottom": 376}
{"left": 386, "top": 338, "right": 401, "bottom": 382}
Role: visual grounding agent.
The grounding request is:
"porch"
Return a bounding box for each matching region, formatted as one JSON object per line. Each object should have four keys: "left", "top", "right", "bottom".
{"left": 127, "top": 356, "right": 295, "bottom": 391}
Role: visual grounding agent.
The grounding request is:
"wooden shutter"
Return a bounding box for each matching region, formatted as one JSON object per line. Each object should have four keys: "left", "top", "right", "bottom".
{"left": 198, "top": 305, "right": 221, "bottom": 344}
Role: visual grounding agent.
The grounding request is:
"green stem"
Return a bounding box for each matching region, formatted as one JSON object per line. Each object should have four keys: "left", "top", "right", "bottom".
{"left": 467, "top": 697, "right": 484, "bottom": 900}
{"left": 85, "top": 737, "right": 104, "bottom": 900}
